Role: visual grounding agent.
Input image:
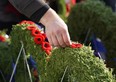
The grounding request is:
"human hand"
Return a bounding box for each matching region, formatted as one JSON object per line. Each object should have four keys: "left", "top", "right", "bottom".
{"left": 40, "top": 8, "right": 71, "bottom": 47}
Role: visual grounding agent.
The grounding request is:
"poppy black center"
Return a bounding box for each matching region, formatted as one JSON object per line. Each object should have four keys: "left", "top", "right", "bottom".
{"left": 44, "top": 44, "right": 49, "bottom": 47}
{"left": 37, "top": 38, "right": 41, "bottom": 41}
{"left": 35, "top": 31, "right": 39, "bottom": 34}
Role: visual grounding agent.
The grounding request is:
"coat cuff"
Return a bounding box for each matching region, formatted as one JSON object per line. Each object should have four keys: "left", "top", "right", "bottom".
{"left": 30, "top": 5, "right": 50, "bottom": 22}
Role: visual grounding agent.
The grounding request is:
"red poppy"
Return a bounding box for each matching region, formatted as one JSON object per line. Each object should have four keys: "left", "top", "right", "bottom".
{"left": 41, "top": 33, "right": 46, "bottom": 38}
{"left": 42, "top": 42, "right": 52, "bottom": 51}
{"left": 31, "top": 29, "right": 41, "bottom": 37}
{"left": 70, "top": 43, "right": 83, "bottom": 48}
{"left": 42, "top": 42, "right": 52, "bottom": 55}
{"left": 27, "top": 25, "right": 37, "bottom": 31}
{"left": 34, "top": 34, "right": 45, "bottom": 45}
{"left": 0, "top": 36, "right": 6, "bottom": 42}
{"left": 20, "top": 20, "right": 35, "bottom": 25}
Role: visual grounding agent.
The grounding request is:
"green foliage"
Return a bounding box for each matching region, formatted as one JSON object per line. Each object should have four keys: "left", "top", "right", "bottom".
{"left": 67, "top": 0, "right": 116, "bottom": 68}
{"left": 44, "top": 46, "right": 115, "bottom": 82}
{"left": 68, "top": 0, "right": 115, "bottom": 42}
{"left": 0, "top": 22, "right": 116, "bottom": 81}
{"left": 57, "top": 0, "right": 67, "bottom": 21}
{"left": 0, "top": 42, "right": 12, "bottom": 78}
{"left": 0, "top": 32, "right": 12, "bottom": 81}
{"left": 9, "top": 24, "right": 46, "bottom": 81}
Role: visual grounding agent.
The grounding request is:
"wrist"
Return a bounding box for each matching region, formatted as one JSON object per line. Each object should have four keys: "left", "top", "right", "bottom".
{"left": 40, "top": 8, "right": 59, "bottom": 27}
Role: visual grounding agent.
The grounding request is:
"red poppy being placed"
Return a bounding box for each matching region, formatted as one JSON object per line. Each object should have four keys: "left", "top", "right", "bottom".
{"left": 20, "top": 20, "right": 35, "bottom": 25}
{"left": 0, "top": 35, "right": 6, "bottom": 42}
{"left": 31, "top": 29, "right": 41, "bottom": 36}
{"left": 34, "top": 34, "right": 45, "bottom": 45}
{"left": 42, "top": 42, "right": 52, "bottom": 55}
{"left": 27, "top": 25, "right": 37, "bottom": 31}
{"left": 70, "top": 43, "right": 83, "bottom": 48}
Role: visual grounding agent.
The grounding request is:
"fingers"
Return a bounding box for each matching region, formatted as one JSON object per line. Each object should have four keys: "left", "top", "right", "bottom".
{"left": 47, "top": 32, "right": 65, "bottom": 47}
{"left": 51, "top": 34, "right": 60, "bottom": 47}
{"left": 62, "top": 30, "right": 72, "bottom": 46}
{"left": 47, "top": 30, "right": 71, "bottom": 47}
{"left": 55, "top": 32, "right": 66, "bottom": 47}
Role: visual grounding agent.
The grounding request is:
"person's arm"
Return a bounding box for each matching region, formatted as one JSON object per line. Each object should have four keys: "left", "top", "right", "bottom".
{"left": 8, "top": 0, "right": 49, "bottom": 21}
{"left": 8, "top": 0, "right": 71, "bottom": 47}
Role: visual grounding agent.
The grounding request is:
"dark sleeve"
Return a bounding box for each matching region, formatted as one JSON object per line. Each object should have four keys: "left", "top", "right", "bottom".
{"left": 8, "top": 0, "right": 50, "bottom": 22}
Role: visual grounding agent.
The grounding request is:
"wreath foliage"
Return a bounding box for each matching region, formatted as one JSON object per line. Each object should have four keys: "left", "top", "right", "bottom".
{"left": 67, "top": 0, "right": 116, "bottom": 68}
{"left": 0, "top": 20, "right": 115, "bottom": 81}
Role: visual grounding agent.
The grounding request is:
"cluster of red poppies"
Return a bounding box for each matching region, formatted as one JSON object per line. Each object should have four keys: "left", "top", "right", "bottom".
{"left": 70, "top": 43, "right": 83, "bottom": 48}
{"left": 20, "top": 20, "right": 52, "bottom": 55}
{"left": 0, "top": 35, "right": 6, "bottom": 42}
{"left": 20, "top": 20, "right": 83, "bottom": 55}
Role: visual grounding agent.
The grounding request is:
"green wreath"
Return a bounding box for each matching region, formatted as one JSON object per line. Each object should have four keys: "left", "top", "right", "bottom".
{"left": 0, "top": 20, "right": 115, "bottom": 82}
{"left": 67, "top": 0, "right": 116, "bottom": 69}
